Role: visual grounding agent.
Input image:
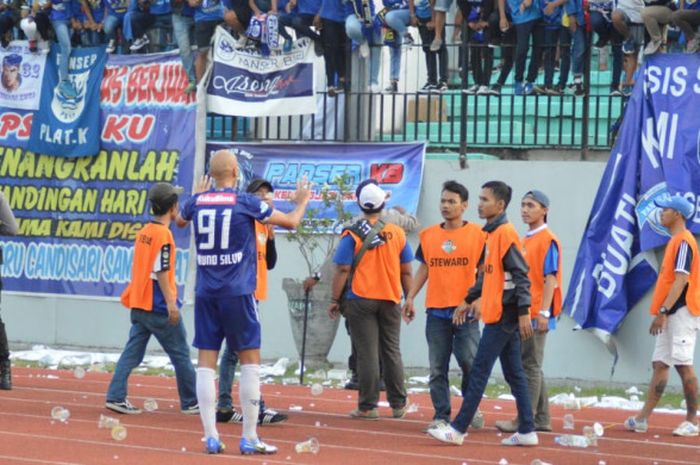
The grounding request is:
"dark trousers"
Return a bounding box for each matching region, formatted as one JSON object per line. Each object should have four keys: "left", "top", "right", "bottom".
{"left": 320, "top": 18, "right": 346, "bottom": 86}
{"left": 542, "top": 26, "right": 561, "bottom": 88}
{"left": 514, "top": 19, "right": 543, "bottom": 83}
{"left": 33, "top": 11, "right": 52, "bottom": 41}
{"left": 452, "top": 319, "right": 534, "bottom": 434}
{"left": 418, "top": 20, "right": 447, "bottom": 84}
{"left": 489, "top": 11, "right": 515, "bottom": 87}
{"left": 344, "top": 298, "right": 406, "bottom": 411}
{"left": 469, "top": 38, "right": 494, "bottom": 86}
{"left": 280, "top": 13, "right": 321, "bottom": 42}
{"left": 131, "top": 11, "right": 172, "bottom": 39}
{"left": 590, "top": 10, "right": 623, "bottom": 89}
{"left": 346, "top": 318, "right": 383, "bottom": 378}
{"left": 0, "top": 317, "right": 8, "bottom": 362}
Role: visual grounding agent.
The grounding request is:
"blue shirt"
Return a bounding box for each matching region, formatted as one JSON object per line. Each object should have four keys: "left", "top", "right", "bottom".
{"left": 320, "top": 0, "right": 346, "bottom": 22}
{"left": 1, "top": 0, "right": 15, "bottom": 17}
{"left": 531, "top": 240, "right": 559, "bottom": 330}
{"left": 298, "top": 0, "right": 321, "bottom": 15}
{"left": 540, "top": 0, "right": 563, "bottom": 26}
{"left": 86, "top": 0, "right": 106, "bottom": 22}
{"left": 332, "top": 233, "right": 413, "bottom": 300}
{"left": 195, "top": 0, "right": 223, "bottom": 21}
{"left": 414, "top": 0, "right": 430, "bottom": 18}
{"left": 129, "top": 0, "right": 170, "bottom": 15}
{"left": 50, "top": 0, "right": 73, "bottom": 21}
{"left": 506, "top": 0, "right": 542, "bottom": 24}
{"left": 106, "top": 0, "right": 129, "bottom": 15}
{"left": 181, "top": 188, "right": 273, "bottom": 297}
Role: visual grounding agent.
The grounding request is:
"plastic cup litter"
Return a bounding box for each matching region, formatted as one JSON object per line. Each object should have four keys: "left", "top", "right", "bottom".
{"left": 111, "top": 424, "right": 128, "bottom": 441}
{"left": 143, "top": 398, "right": 159, "bottom": 412}
{"left": 294, "top": 437, "right": 320, "bottom": 454}
{"left": 310, "top": 383, "right": 323, "bottom": 396}
{"left": 593, "top": 422, "right": 605, "bottom": 437}
{"left": 583, "top": 425, "right": 598, "bottom": 446}
{"left": 73, "top": 367, "right": 86, "bottom": 379}
{"left": 563, "top": 413, "right": 575, "bottom": 430}
{"left": 98, "top": 414, "right": 120, "bottom": 429}
{"left": 51, "top": 406, "right": 70, "bottom": 422}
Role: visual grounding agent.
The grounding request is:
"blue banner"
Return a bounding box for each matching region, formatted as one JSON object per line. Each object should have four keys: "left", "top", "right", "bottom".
{"left": 0, "top": 51, "right": 196, "bottom": 298}
{"left": 204, "top": 142, "right": 425, "bottom": 226}
{"left": 27, "top": 44, "right": 107, "bottom": 157}
{"left": 564, "top": 54, "right": 700, "bottom": 343}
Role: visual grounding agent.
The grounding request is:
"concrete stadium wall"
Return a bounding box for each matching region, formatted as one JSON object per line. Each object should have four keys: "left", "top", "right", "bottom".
{"left": 4, "top": 158, "right": 696, "bottom": 386}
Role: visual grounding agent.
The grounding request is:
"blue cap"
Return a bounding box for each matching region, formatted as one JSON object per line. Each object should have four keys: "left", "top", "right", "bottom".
{"left": 2, "top": 54, "right": 22, "bottom": 67}
{"left": 654, "top": 194, "right": 693, "bottom": 219}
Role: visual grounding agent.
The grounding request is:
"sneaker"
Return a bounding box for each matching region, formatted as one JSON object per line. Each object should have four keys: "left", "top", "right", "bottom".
{"left": 184, "top": 81, "right": 197, "bottom": 94}
{"left": 471, "top": 410, "right": 485, "bottom": 429}
{"left": 344, "top": 377, "right": 359, "bottom": 390}
{"left": 419, "top": 82, "right": 437, "bottom": 93}
{"left": 624, "top": 416, "right": 648, "bottom": 433}
{"left": 392, "top": 405, "right": 408, "bottom": 419}
{"left": 240, "top": 437, "right": 277, "bottom": 455}
{"left": 206, "top": 437, "right": 226, "bottom": 454}
{"left": 422, "top": 419, "right": 448, "bottom": 432}
{"left": 430, "top": 37, "right": 443, "bottom": 52}
{"left": 385, "top": 80, "right": 398, "bottom": 93}
{"left": 673, "top": 420, "right": 699, "bottom": 437}
{"left": 476, "top": 85, "right": 490, "bottom": 95}
{"left": 427, "top": 423, "right": 465, "bottom": 445}
{"left": 545, "top": 86, "right": 562, "bottom": 96}
{"left": 566, "top": 80, "right": 585, "bottom": 97}
{"left": 436, "top": 81, "right": 448, "bottom": 92}
{"left": 105, "top": 400, "right": 142, "bottom": 415}
{"left": 609, "top": 88, "right": 624, "bottom": 97}
{"left": 487, "top": 85, "right": 501, "bottom": 96}
{"left": 621, "top": 84, "right": 633, "bottom": 97}
{"left": 501, "top": 431, "right": 538, "bottom": 446}
{"left": 327, "top": 86, "right": 337, "bottom": 97}
{"left": 514, "top": 81, "right": 524, "bottom": 95}
{"left": 644, "top": 39, "right": 662, "bottom": 56}
{"left": 369, "top": 83, "right": 381, "bottom": 93}
{"left": 258, "top": 408, "right": 288, "bottom": 425}
{"left": 532, "top": 84, "right": 547, "bottom": 95}
{"left": 181, "top": 404, "right": 199, "bottom": 415}
{"left": 106, "top": 39, "right": 116, "bottom": 53}
{"left": 234, "top": 34, "right": 249, "bottom": 49}
{"left": 403, "top": 33, "right": 414, "bottom": 46}
{"left": 349, "top": 408, "right": 379, "bottom": 420}
{"left": 622, "top": 38, "right": 636, "bottom": 55}
{"left": 28, "top": 39, "right": 38, "bottom": 53}
{"left": 129, "top": 34, "right": 150, "bottom": 51}
{"left": 464, "top": 84, "right": 480, "bottom": 94}
{"left": 216, "top": 408, "right": 244, "bottom": 423}
{"left": 522, "top": 82, "right": 534, "bottom": 95}
{"left": 495, "top": 419, "right": 518, "bottom": 433}
{"left": 359, "top": 42, "right": 369, "bottom": 58}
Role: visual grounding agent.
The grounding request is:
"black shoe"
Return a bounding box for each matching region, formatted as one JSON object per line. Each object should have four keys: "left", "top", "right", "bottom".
{"left": 216, "top": 408, "right": 243, "bottom": 423}
{"left": 344, "top": 377, "right": 359, "bottom": 390}
{"left": 258, "top": 408, "right": 288, "bottom": 425}
{"left": 105, "top": 400, "right": 142, "bottom": 414}
{"left": 379, "top": 380, "right": 386, "bottom": 391}
{"left": 0, "top": 360, "right": 11, "bottom": 390}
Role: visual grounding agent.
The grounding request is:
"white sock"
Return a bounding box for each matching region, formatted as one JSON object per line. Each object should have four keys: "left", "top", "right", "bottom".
{"left": 196, "top": 367, "right": 218, "bottom": 440}
{"left": 239, "top": 364, "right": 261, "bottom": 441}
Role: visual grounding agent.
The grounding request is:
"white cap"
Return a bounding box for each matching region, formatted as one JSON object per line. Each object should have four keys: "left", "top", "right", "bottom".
{"left": 357, "top": 182, "right": 387, "bottom": 211}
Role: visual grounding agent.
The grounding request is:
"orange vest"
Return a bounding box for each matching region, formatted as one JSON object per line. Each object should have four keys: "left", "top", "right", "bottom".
{"left": 481, "top": 222, "right": 523, "bottom": 324}
{"left": 344, "top": 222, "right": 407, "bottom": 304}
{"left": 522, "top": 227, "right": 562, "bottom": 319}
{"left": 650, "top": 229, "right": 700, "bottom": 316}
{"left": 418, "top": 222, "right": 486, "bottom": 308}
{"left": 254, "top": 221, "right": 269, "bottom": 301}
{"left": 121, "top": 222, "right": 177, "bottom": 311}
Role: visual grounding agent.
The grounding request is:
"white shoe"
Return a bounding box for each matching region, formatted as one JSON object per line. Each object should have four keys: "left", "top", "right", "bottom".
{"left": 673, "top": 420, "right": 699, "bottom": 437}
{"left": 427, "top": 423, "right": 465, "bottom": 445}
{"left": 463, "top": 84, "right": 479, "bottom": 94}
{"left": 129, "top": 34, "right": 150, "bottom": 51}
{"left": 368, "top": 83, "right": 381, "bottom": 93}
{"left": 359, "top": 42, "right": 369, "bottom": 58}
{"left": 476, "top": 85, "right": 490, "bottom": 95}
{"left": 624, "top": 416, "right": 648, "bottom": 433}
{"left": 106, "top": 39, "right": 116, "bottom": 53}
{"left": 644, "top": 39, "right": 662, "bottom": 56}
{"left": 501, "top": 431, "right": 538, "bottom": 446}
{"left": 422, "top": 419, "right": 448, "bottom": 433}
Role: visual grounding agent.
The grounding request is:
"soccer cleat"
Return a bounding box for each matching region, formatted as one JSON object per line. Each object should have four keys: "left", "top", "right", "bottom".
{"left": 240, "top": 437, "right": 278, "bottom": 455}
{"left": 105, "top": 400, "right": 142, "bottom": 415}
{"left": 216, "top": 408, "right": 244, "bottom": 423}
{"left": 470, "top": 410, "right": 485, "bottom": 429}
{"left": 501, "top": 431, "right": 538, "bottom": 446}
{"left": 427, "top": 423, "right": 465, "bottom": 445}
{"left": 181, "top": 404, "right": 199, "bottom": 415}
{"left": 673, "top": 420, "right": 699, "bottom": 437}
{"left": 624, "top": 416, "right": 648, "bottom": 433}
{"left": 349, "top": 408, "right": 379, "bottom": 420}
{"left": 205, "top": 437, "right": 225, "bottom": 454}
{"left": 258, "top": 408, "right": 288, "bottom": 425}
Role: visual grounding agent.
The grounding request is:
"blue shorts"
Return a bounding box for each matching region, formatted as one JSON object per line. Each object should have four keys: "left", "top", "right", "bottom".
{"left": 193, "top": 293, "right": 261, "bottom": 352}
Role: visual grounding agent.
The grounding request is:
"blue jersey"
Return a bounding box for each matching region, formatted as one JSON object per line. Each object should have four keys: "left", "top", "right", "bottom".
{"left": 181, "top": 188, "right": 273, "bottom": 298}
{"left": 50, "top": 0, "right": 73, "bottom": 21}
{"left": 85, "top": 0, "right": 105, "bottom": 22}
{"left": 195, "top": 0, "right": 224, "bottom": 21}
{"left": 106, "top": 0, "right": 128, "bottom": 14}
{"left": 298, "top": 0, "right": 321, "bottom": 15}
{"left": 320, "top": 0, "right": 346, "bottom": 22}
{"left": 1, "top": 0, "right": 14, "bottom": 18}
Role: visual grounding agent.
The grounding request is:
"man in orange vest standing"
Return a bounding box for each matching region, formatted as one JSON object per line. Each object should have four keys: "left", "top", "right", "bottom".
{"left": 403, "top": 180, "right": 487, "bottom": 432}
{"left": 624, "top": 194, "right": 700, "bottom": 437}
{"left": 327, "top": 179, "right": 414, "bottom": 420}
{"left": 496, "top": 190, "right": 561, "bottom": 433}
{"left": 428, "top": 180, "right": 538, "bottom": 447}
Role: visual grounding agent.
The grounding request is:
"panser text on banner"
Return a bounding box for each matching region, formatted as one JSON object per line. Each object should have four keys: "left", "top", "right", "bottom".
{"left": 28, "top": 44, "right": 108, "bottom": 158}
{"left": 0, "top": 51, "right": 196, "bottom": 298}
{"left": 206, "top": 26, "right": 316, "bottom": 117}
{"left": 564, "top": 54, "right": 700, "bottom": 360}
{"left": 0, "top": 41, "right": 47, "bottom": 111}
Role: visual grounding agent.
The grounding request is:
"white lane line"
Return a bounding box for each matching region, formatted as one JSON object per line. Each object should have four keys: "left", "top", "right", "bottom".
{"left": 0, "top": 455, "right": 86, "bottom": 465}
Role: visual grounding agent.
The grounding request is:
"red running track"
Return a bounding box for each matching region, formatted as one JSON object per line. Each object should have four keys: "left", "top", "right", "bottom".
{"left": 1, "top": 367, "right": 699, "bottom": 465}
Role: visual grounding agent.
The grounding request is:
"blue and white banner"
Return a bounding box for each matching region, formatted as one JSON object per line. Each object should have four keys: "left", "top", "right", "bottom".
{"left": 564, "top": 54, "right": 700, "bottom": 349}
{"left": 206, "top": 26, "right": 316, "bottom": 117}
{"left": 204, "top": 142, "right": 425, "bottom": 228}
{"left": 27, "top": 44, "right": 108, "bottom": 157}
{"left": 0, "top": 41, "right": 47, "bottom": 110}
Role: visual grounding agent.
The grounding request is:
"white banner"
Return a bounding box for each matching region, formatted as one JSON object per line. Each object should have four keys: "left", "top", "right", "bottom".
{"left": 0, "top": 41, "right": 47, "bottom": 111}
{"left": 206, "top": 27, "right": 316, "bottom": 117}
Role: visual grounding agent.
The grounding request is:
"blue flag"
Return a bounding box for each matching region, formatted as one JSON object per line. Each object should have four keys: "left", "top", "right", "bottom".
{"left": 28, "top": 45, "right": 108, "bottom": 157}
{"left": 564, "top": 54, "right": 700, "bottom": 358}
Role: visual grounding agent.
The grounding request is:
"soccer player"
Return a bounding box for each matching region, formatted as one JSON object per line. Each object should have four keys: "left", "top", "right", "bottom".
{"left": 496, "top": 190, "right": 561, "bottom": 433}
{"left": 403, "top": 180, "right": 487, "bottom": 432}
{"left": 177, "top": 150, "right": 311, "bottom": 455}
{"left": 106, "top": 183, "right": 199, "bottom": 416}
{"left": 624, "top": 195, "right": 700, "bottom": 437}
{"left": 428, "top": 180, "right": 538, "bottom": 447}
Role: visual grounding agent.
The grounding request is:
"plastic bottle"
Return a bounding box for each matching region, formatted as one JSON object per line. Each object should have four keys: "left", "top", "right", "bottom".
{"left": 51, "top": 406, "right": 70, "bottom": 422}
{"left": 555, "top": 434, "right": 589, "bottom": 448}
{"left": 111, "top": 425, "right": 128, "bottom": 441}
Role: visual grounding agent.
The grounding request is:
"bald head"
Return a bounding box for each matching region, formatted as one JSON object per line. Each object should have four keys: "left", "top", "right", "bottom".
{"left": 209, "top": 149, "right": 238, "bottom": 187}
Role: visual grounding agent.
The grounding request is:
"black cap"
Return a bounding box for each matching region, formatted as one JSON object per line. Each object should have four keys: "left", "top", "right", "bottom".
{"left": 523, "top": 190, "right": 550, "bottom": 208}
{"left": 148, "top": 182, "right": 183, "bottom": 211}
{"left": 246, "top": 178, "right": 274, "bottom": 194}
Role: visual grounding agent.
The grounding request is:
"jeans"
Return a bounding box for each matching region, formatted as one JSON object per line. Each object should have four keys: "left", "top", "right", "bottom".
{"left": 321, "top": 18, "right": 346, "bottom": 86}
{"left": 384, "top": 9, "right": 410, "bottom": 44}
{"left": 514, "top": 19, "right": 543, "bottom": 83}
{"left": 106, "top": 309, "right": 197, "bottom": 409}
{"left": 345, "top": 15, "right": 381, "bottom": 85}
{"left": 451, "top": 319, "right": 534, "bottom": 434}
{"left": 426, "top": 313, "right": 480, "bottom": 421}
{"left": 418, "top": 20, "right": 447, "bottom": 84}
{"left": 51, "top": 19, "right": 71, "bottom": 81}
{"left": 103, "top": 14, "right": 124, "bottom": 42}
{"left": 590, "top": 10, "right": 622, "bottom": 89}
{"left": 172, "top": 11, "right": 195, "bottom": 82}
{"left": 559, "top": 25, "right": 586, "bottom": 85}
{"left": 217, "top": 344, "right": 239, "bottom": 410}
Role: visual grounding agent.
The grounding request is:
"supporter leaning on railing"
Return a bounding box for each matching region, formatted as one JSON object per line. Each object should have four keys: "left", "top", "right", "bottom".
{"left": 413, "top": 0, "right": 449, "bottom": 92}
{"left": 589, "top": 0, "right": 625, "bottom": 95}
{"left": 611, "top": 0, "right": 644, "bottom": 96}
{"left": 640, "top": 0, "right": 676, "bottom": 55}
{"left": 316, "top": 0, "right": 346, "bottom": 96}
{"left": 458, "top": 0, "right": 496, "bottom": 96}
{"left": 104, "top": 0, "right": 128, "bottom": 52}
{"left": 671, "top": 0, "right": 700, "bottom": 52}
